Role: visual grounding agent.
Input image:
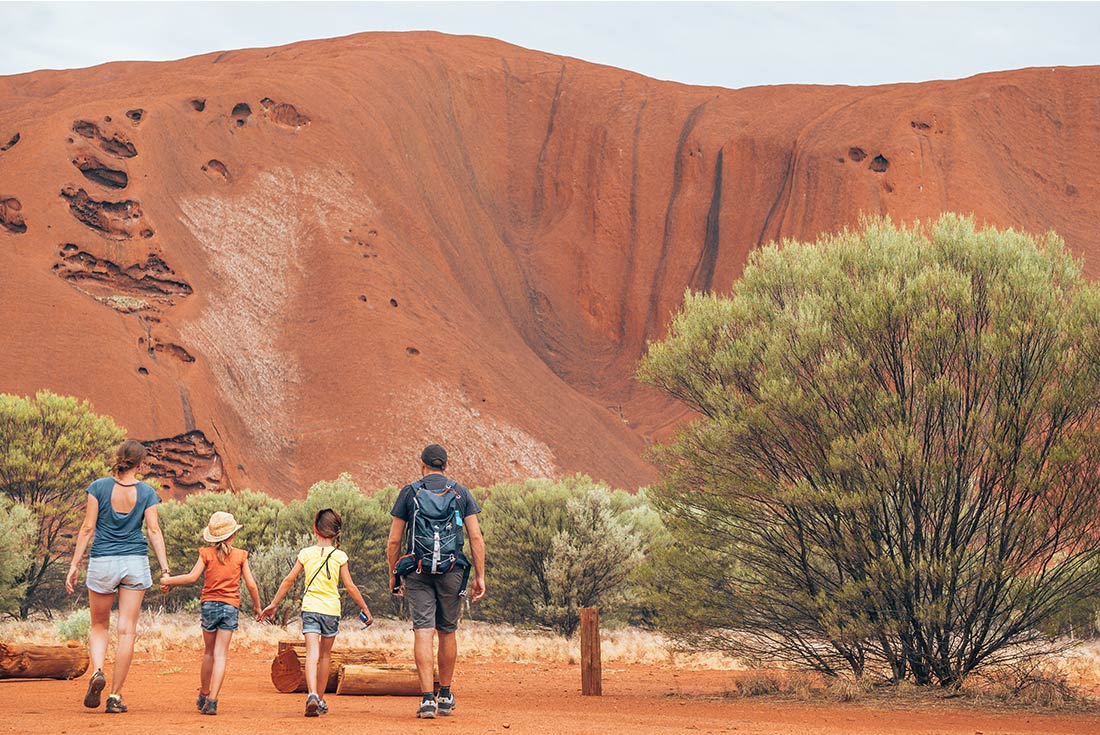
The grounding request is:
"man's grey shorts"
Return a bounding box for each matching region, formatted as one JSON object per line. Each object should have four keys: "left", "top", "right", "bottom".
{"left": 405, "top": 569, "right": 465, "bottom": 632}
{"left": 86, "top": 555, "right": 153, "bottom": 594}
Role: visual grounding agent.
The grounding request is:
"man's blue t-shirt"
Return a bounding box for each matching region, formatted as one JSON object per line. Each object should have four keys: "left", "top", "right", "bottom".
{"left": 391, "top": 474, "right": 480, "bottom": 568}
{"left": 86, "top": 477, "right": 161, "bottom": 557}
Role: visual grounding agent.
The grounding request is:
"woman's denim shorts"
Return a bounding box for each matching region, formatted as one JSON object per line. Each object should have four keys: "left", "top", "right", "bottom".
{"left": 86, "top": 555, "right": 152, "bottom": 594}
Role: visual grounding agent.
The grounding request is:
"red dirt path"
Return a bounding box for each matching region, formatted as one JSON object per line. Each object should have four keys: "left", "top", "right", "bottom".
{"left": 3, "top": 654, "right": 1099, "bottom": 734}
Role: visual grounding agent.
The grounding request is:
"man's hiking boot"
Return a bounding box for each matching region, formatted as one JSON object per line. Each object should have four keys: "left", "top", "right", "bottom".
{"left": 304, "top": 693, "right": 320, "bottom": 717}
{"left": 416, "top": 697, "right": 438, "bottom": 719}
{"left": 83, "top": 669, "right": 106, "bottom": 709}
{"left": 105, "top": 694, "right": 128, "bottom": 713}
{"left": 201, "top": 699, "right": 218, "bottom": 715}
{"left": 437, "top": 691, "right": 455, "bottom": 716}
{"left": 196, "top": 691, "right": 208, "bottom": 712}
{"left": 317, "top": 699, "right": 329, "bottom": 715}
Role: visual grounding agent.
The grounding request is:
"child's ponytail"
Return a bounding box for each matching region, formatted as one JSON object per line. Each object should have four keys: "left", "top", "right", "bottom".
{"left": 214, "top": 539, "right": 231, "bottom": 563}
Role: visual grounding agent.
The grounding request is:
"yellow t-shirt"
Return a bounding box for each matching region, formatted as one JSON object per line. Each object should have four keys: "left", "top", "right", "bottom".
{"left": 298, "top": 545, "right": 348, "bottom": 617}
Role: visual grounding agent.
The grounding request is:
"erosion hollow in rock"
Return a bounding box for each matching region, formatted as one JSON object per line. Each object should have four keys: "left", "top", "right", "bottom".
{"left": 71, "top": 120, "right": 137, "bottom": 158}
{"left": 230, "top": 102, "right": 252, "bottom": 128}
{"left": 260, "top": 97, "right": 311, "bottom": 128}
{"left": 60, "top": 186, "right": 150, "bottom": 239}
{"left": 141, "top": 430, "right": 226, "bottom": 496}
{"left": 71, "top": 153, "right": 129, "bottom": 189}
{"left": 53, "top": 244, "right": 193, "bottom": 311}
{"left": 0, "top": 197, "right": 26, "bottom": 234}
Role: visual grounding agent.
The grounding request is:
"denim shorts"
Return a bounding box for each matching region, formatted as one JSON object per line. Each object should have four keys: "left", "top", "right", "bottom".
{"left": 86, "top": 555, "right": 152, "bottom": 594}
{"left": 301, "top": 611, "right": 340, "bottom": 638}
{"left": 201, "top": 601, "right": 240, "bottom": 632}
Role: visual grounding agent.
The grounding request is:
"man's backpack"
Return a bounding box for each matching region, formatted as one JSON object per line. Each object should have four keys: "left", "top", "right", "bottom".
{"left": 396, "top": 480, "right": 463, "bottom": 576}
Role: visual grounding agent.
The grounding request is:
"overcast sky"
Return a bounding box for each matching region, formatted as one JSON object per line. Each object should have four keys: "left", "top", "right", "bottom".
{"left": 2, "top": 2, "right": 1099, "bottom": 89}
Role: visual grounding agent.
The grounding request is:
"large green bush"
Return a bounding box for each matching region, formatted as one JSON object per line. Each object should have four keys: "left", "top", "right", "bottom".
{"left": 0, "top": 495, "right": 36, "bottom": 614}
{"left": 0, "top": 391, "right": 125, "bottom": 616}
{"left": 477, "top": 476, "right": 658, "bottom": 635}
{"left": 639, "top": 215, "right": 1100, "bottom": 685}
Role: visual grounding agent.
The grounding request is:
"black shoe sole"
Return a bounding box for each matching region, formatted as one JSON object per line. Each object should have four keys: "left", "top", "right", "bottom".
{"left": 305, "top": 702, "right": 319, "bottom": 717}
{"left": 83, "top": 673, "right": 106, "bottom": 709}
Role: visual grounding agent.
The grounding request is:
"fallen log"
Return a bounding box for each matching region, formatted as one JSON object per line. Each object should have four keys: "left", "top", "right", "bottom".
{"left": 336, "top": 663, "right": 438, "bottom": 696}
{"left": 0, "top": 641, "right": 89, "bottom": 680}
{"left": 270, "top": 644, "right": 387, "bottom": 693}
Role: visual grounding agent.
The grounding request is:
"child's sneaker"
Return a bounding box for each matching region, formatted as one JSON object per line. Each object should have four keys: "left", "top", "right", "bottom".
{"left": 201, "top": 699, "right": 218, "bottom": 716}
{"left": 317, "top": 699, "right": 329, "bottom": 715}
{"left": 437, "top": 690, "right": 456, "bottom": 716}
{"left": 105, "top": 694, "right": 128, "bottom": 713}
{"left": 304, "top": 693, "right": 320, "bottom": 717}
{"left": 416, "top": 696, "right": 438, "bottom": 719}
{"left": 83, "top": 669, "right": 106, "bottom": 709}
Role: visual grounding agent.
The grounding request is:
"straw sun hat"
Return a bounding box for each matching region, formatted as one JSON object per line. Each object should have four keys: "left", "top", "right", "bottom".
{"left": 202, "top": 511, "right": 243, "bottom": 543}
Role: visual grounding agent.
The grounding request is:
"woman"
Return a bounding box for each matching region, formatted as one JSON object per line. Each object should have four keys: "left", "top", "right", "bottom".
{"left": 65, "top": 439, "right": 171, "bottom": 714}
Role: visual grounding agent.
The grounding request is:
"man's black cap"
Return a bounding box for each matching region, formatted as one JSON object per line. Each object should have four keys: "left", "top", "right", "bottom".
{"left": 421, "top": 444, "right": 448, "bottom": 470}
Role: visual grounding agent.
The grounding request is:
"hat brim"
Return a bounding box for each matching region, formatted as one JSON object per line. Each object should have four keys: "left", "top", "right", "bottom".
{"left": 202, "top": 523, "right": 243, "bottom": 543}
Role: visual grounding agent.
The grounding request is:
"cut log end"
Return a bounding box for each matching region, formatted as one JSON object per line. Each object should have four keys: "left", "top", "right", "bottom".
{"left": 270, "top": 642, "right": 387, "bottom": 693}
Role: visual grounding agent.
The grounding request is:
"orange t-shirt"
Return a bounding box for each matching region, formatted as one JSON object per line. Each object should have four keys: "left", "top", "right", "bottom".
{"left": 199, "top": 546, "right": 248, "bottom": 607}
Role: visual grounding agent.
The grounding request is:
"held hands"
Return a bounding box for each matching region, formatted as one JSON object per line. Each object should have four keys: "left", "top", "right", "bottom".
{"left": 470, "top": 575, "right": 486, "bottom": 602}
{"left": 258, "top": 604, "right": 277, "bottom": 622}
{"left": 159, "top": 571, "right": 172, "bottom": 594}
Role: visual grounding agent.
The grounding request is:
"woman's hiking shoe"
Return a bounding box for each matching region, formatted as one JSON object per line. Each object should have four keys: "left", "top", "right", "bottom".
{"left": 317, "top": 699, "right": 329, "bottom": 715}
{"left": 200, "top": 699, "right": 218, "bottom": 716}
{"left": 437, "top": 691, "right": 456, "bottom": 716}
{"left": 304, "top": 693, "right": 320, "bottom": 717}
{"left": 196, "top": 691, "right": 208, "bottom": 712}
{"left": 83, "top": 669, "right": 106, "bottom": 709}
{"left": 416, "top": 697, "right": 438, "bottom": 719}
{"left": 105, "top": 694, "right": 128, "bottom": 713}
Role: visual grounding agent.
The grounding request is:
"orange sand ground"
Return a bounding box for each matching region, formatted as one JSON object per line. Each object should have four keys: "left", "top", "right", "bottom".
{"left": 4, "top": 654, "right": 1100, "bottom": 734}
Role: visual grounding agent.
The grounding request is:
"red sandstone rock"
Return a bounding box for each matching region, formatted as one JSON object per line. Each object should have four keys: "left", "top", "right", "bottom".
{"left": 0, "top": 32, "right": 1096, "bottom": 497}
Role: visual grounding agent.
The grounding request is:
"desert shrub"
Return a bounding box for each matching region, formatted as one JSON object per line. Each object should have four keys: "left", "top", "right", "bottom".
{"left": 0, "top": 496, "right": 36, "bottom": 614}
{"left": 478, "top": 476, "right": 654, "bottom": 635}
{"left": 735, "top": 670, "right": 785, "bottom": 697}
{"left": 157, "top": 489, "right": 285, "bottom": 609}
{"left": 640, "top": 215, "right": 1100, "bottom": 686}
{"left": 0, "top": 391, "right": 125, "bottom": 617}
{"left": 56, "top": 607, "right": 90, "bottom": 642}
{"left": 978, "top": 660, "right": 1077, "bottom": 708}
{"left": 278, "top": 474, "right": 399, "bottom": 616}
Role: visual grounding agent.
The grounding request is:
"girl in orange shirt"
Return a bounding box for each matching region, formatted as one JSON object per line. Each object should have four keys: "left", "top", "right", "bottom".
{"left": 161, "top": 511, "right": 262, "bottom": 715}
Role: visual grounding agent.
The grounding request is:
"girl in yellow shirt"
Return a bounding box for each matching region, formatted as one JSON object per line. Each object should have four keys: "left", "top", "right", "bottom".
{"left": 260, "top": 508, "right": 373, "bottom": 717}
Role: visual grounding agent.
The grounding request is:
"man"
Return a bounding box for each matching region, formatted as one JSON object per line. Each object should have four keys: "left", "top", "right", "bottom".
{"left": 388, "top": 443, "right": 486, "bottom": 719}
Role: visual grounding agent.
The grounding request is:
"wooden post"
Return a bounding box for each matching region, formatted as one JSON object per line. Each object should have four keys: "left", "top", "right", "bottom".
{"left": 580, "top": 607, "right": 602, "bottom": 696}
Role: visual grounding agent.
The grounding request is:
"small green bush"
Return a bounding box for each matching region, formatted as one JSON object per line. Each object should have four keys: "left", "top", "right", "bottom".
{"left": 56, "top": 607, "right": 90, "bottom": 642}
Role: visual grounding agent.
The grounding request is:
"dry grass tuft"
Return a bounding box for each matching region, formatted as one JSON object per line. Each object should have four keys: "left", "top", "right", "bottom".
{"left": 0, "top": 612, "right": 741, "bottom": 668}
